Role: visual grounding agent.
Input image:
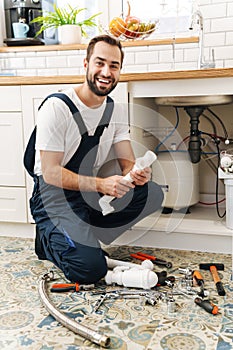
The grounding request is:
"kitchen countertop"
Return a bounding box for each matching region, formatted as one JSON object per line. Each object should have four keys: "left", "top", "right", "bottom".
{"left": 0, "top": 68, "right": 233, "bottom": 86}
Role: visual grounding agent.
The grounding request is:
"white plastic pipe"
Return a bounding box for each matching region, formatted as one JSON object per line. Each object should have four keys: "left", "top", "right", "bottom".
{"left": 106, "top": 256, "right": 154, "bottom": 271}
{"left": 99, "top": 150, "right": 157, "bottom": 216}
{"left": 105, "top": 266, "right": 158, "bottom": 289}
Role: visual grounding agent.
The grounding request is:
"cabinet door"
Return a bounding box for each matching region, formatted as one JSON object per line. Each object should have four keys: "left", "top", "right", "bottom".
{"left": 0, "top": 187, "right": 27, "bottom": 222}
{"left": 0, "top": 86, "right": 21, "bottom": 111}
{"left": 21, "top": 84, "right": 75, "bottom": 223}
{"left": 0, "top": 113, "right": 25, "bottom": 186}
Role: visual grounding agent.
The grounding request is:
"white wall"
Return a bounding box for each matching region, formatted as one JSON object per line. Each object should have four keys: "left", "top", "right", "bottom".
{"left": 0, "top": 0, "right": 233, "bottom": 76}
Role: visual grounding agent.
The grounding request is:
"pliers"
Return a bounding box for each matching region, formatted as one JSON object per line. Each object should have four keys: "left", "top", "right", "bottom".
{"left": 130, "top": 252, "right": 173, "bottom": 269}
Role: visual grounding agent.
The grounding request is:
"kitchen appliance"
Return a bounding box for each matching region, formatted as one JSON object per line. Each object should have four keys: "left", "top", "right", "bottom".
{"left": 152, "top": 151, "right": 199, "bottom": 212}
{"left": 3, "top": 0, "right": 58, "bottom": 46}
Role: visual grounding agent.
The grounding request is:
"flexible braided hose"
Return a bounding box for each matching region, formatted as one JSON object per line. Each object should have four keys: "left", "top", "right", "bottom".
{"left": 38, "top": 271, "right": 110, "bottom": 348}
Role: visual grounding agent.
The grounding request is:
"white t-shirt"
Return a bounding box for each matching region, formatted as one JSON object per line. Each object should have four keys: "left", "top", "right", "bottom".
{"left": 34, "top": 87, "right": 130, "bottom": 176}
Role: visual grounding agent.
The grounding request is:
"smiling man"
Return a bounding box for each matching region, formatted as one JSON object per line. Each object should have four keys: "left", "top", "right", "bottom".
{"left": 26, "top": 34, "right": 164, "bottom": 284}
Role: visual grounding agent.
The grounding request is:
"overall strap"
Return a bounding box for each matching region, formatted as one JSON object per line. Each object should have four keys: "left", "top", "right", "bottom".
{"left": 24, "top": 92, "right": 86, "bottom": 177}
{"left": 94, "top": 96, "right": 114, "bottom": 137}
{"left": 24, "top": 93, "right": 114, "bottom": 177}
{"left": 39, "top": 92, "right": 88, "bottom": 136}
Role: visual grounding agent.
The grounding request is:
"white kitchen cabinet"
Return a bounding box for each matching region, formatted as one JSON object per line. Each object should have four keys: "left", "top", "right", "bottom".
{"left": 0, "top": 86, "right": 21, "bottom": 111}
{"left": 0, "top": 113, "right": 25, "bottom": 186}
{"left": 0, "top": 187, "right": 27, "bottom": 222}
{"left": 0, "top": 86, "right": 27, "bottom": 222}
{"left": 114, "top": 78, "right": 233, "bottom": 254}
{"left": 22, "top": 83, "right": 75, "bottom": 223}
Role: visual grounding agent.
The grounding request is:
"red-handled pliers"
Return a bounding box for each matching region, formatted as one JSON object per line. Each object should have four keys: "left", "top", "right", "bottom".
{"left": 130, "top": 252, "right": 173, "bottom": 269}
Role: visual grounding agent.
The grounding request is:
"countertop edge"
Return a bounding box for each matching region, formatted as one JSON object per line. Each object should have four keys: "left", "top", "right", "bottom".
{"left": 1, "top": 68, "right": 233, "bottom": 86}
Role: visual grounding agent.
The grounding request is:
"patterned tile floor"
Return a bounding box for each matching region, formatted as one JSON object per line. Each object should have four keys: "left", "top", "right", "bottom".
{"left": 0, "top": 236, "right": 232, "bottom": 350}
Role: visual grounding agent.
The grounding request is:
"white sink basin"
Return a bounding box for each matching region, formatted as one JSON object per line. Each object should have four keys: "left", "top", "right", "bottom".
{"left": 154, "top": 95, "right": 233, "bottom": 107}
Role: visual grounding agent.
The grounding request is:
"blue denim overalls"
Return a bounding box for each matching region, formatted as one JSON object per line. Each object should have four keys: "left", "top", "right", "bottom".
{"left": 24, "top": 93, "right": 164, "bottom": 283}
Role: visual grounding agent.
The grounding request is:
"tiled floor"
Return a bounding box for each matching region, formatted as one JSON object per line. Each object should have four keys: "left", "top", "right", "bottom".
{"left": 0, "top": 236, "right": 232, "bottom": 349}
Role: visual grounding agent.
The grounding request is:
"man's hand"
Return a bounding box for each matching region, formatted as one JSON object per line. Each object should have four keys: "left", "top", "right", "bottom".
{"left": 129, "top": 167, "right": 152, "bottom": 186}
{"left": 99, "top": 175, "right": 135, "bottom": 198}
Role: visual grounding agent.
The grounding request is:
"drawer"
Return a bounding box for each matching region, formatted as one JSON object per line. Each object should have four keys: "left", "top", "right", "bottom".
{"left": 0, "top": 113, "right": 25, "bottom": 186}
{"left": 0, "top": 187, "right": 27, "bottom": 223}
{"left": 0, "top": 86, "right": 21, "bottom": 111}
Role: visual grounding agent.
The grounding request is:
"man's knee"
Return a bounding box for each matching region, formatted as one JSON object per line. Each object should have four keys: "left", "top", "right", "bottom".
{"left": 148, "top": 181, "right": 164, "bottom": 210}
{"left": 136, "top": 181, "right": 164, "bottom": 212}
{"left": 63, "top": 247, "right": 108, "bottom": 284}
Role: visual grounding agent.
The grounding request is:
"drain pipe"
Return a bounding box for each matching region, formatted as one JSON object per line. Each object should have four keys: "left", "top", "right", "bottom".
{"left": 38, "top": 271, "right": 110, "bottom": 348}
{"left": 184, "top": 106, "right": 204, "bottom": 163}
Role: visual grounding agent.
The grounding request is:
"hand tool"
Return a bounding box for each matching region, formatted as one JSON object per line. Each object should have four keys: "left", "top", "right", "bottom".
{"left": 178, "top": 267, "right": 193, "bottom": 277}
{"left": 50, "top": 283, "right": 94, "bottom": 293}
{"left": 194, "top": 297, "right": 219, "bottom": 315}
{"left": 193, "top": 270, "right": 204, "bottom": 287}
{"left": 156, "top": 272, "right": 175, "bottom": 287}
{"left": 130, "top": 252, "right": 173, "bottom": 268}
{"left": 199, "top": 263, "right": 226, "bottom": 296}
{"left": 192, "top": 270, "right": 209, "bottom": 297}
{"left": 92, "top": 293, "right": 108, "bottom": 313}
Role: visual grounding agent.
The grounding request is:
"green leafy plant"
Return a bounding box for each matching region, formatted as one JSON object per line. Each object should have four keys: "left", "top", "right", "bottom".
{"left": 30, "top": 4, "right": 101, "bottom": 37}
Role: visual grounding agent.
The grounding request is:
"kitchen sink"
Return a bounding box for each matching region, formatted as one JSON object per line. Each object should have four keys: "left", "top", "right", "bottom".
{"left": 154, "top": 95, "right": 233, "bottom": 106}
{"left": 154, "top": 94, "right": 233, "bottom": 164}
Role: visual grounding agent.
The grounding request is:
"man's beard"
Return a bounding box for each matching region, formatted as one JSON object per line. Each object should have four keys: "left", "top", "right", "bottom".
{"left": 86, "top": 69, "right": 118, "bottom": 96}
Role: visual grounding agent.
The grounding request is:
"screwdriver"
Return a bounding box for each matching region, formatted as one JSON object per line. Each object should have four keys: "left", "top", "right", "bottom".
{"left": 50, "top": 283, "right": 94, "bottom": 293}
{"left": 193, "top": 270, "right": 210, "bottom": 297}
{"left": 192, "top": 270, "right": 204, "bottom": 287}
{"left": 194, "top": 297, "right": 219, "bottom": 315}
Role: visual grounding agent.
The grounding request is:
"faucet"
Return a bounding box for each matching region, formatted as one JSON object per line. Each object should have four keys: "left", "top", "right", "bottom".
{"left": 189, "top": 10, "right": 215, "bottom": 69}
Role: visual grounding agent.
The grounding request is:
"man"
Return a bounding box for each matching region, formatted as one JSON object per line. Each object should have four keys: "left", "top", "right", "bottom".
{"left": 26, "top": 35, "right": 164, "bottom": 284}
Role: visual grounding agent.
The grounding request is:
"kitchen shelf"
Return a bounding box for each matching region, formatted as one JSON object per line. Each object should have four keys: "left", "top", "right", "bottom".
{"left": 0, "top": 36, "right": 199, "bottom": 53}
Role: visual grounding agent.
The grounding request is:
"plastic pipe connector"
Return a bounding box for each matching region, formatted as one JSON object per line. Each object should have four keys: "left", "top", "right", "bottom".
{"left": 105, "top": 266, "right": 158, "bottom": 289}
{"left": 99, "top": 150, "right": 157, "bottom": 215}
{"left": 106, "top": 257, "right": 154, "bottom": 271}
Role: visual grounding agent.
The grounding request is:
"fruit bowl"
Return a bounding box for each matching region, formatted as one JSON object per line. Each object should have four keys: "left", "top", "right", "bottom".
{"left": 108, "top": 17, "right": 159, "bottom": 41}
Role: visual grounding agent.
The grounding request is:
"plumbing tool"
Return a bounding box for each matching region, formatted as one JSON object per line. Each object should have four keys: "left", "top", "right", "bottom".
{"left": 194, "top": 297, "right": 219, "bottom": 315}
{"left": 156, "top": 271, "right": 176, "bottom": 287}
{"left": 92, "top": 289, "right": 163, "bottom": 312}
{"left": 178, "top": 267, "right": 192, "bottom": 276}
{"left": 179, "top": 268, "right": 208, "bottom": 297}
{"left": 99, "top": 150, "right": 157, "bottom": 215}
{"left": 199, "top": 263, "right": 226, "bottom": 296}
{"left": 131, "top": 251, "right": 173, "bottom": 268}
{"left": 193, "top": 270, "right": 209, "bottom": 298}
{"left": 39, "top": 271, "right": 110, "bottom": 348}
{"left": 50, "top": 283, "right": 94, "bottom": 293}
{"left": 193, "top": 270, "right": 204, "bottom": 287}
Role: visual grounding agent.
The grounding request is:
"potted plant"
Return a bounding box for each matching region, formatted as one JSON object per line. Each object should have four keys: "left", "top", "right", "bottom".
{"left": 30, "top": 4, "right": 101, "bottom": 45}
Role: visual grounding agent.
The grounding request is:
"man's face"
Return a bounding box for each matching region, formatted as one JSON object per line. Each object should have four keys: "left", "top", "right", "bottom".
{"left": 85, "top": 41, "right": 122, "bottom": 96}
